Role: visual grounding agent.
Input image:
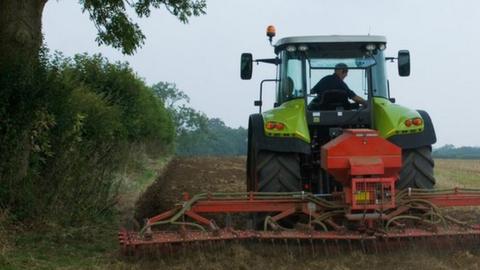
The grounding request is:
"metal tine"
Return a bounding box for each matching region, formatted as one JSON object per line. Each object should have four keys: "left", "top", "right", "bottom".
{"left": 309, "top": 238, "right": 315, "bottom": 256}
{"left": 408, "top": 236, "right": 416, "bottom": 253}
{"left": 382, "top": 238, "right": 389, "bottom": 254}
{"left": 322, "top": 239, "right": 329, "bottom": 256}
{"left": 372, "top": 239, "right": 379, "bottom": 254}
{"left": 366, "top": 239, "right": 374, "bottom": 254}
{"left": 132, "top": 245, "right": 137, "bottom": 257}
{"left": 296, "top": 239, "right": 302, "bottom": 255}
{"left": 144, "top": 244, "right": 149, "bottom": 257}
{"left": 347, "top": 239, "right": 353, "bottom": 252}
{"left": 221, "top": 239, "right": 226, "bottom": 251}
{"left": 397, "top": 237, "right": 405, "bottom": 252}
{"left": 214, "top": 239, "right": 221, "bottom": 252}
{"left": 134, "top": 245, "right": 140, "bottom": 260}
{"left": 201, "top": 239, "right": 208, "bottom": 253}
{"left": 192, "top": 240, "right": 200, "bottom": 254}
{"left": 210, "top": 239, "right": 216, "bottom": 252}
{"left": 439, "top": 235, "right": 448, "bottom": 251}
{"left": 334, "top": 239, "right": 341, "bottom": 255}
{"left": 432, "top": 235, "right": 441, "bottom": 254}
{"left": 422, "top": 236, "right": 428, "bottom": 250}
{"left": 284, "top": 239, "right": 290, "bottom": 256}
{"left": 385, "top": 238, "right": 392, "bottom": 254}
{"left": 208, "top": 238, "right": 214, "bottom": 251}
{"left": 471, "top": 234, "right": 479, "bottom": 251}
{"left": 360, "top": 239, "right": 366, "bottom": 253}
{"left": 182, "top": 241, "right": 187, "bottom": 257}
{"left": 154, "top": 243, "right": 160, "bottom": 258}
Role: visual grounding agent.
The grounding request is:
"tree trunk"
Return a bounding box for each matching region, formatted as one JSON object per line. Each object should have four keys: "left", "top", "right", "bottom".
{"left": 0, "top": 0, "right": 47, "bottom": 65}
{"left": 0, "top": 0, "right": 48, "bottom": 210}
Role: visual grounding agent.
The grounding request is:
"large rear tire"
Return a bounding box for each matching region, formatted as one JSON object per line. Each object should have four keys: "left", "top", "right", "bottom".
{"left": 397, "top": 146, "right": 435, "bottom": 189}
{"left": 252, "top": 151, "right": 302, "bottom": 229}
{"left": 256, "top": 151, "right": 302, "bottom": 192}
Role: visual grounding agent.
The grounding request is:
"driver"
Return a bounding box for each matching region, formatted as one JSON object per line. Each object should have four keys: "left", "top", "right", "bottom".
{"left": 311, "top": 63, "right": 367, "bottom": 107}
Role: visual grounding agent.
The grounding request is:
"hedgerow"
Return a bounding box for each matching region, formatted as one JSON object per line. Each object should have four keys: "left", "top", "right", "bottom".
{"left": 0, "top": 52, "right": 174, "bottom": 225}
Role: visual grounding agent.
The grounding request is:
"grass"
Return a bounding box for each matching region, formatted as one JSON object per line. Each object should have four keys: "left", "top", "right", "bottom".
{"left": 0, "top": 155, "right": 171, "bottom": 270}
{"left": 1, "top": 224, "right": 118, "bottom": 270}
{"left": 435, "top": 159, "right": 480, "bottom": 188}
{"left": 2, "top": 158, "right": 480, "bottom": 270}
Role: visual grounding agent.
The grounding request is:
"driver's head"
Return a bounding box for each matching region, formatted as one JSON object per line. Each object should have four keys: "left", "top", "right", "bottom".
{"left": 334, "top": 63, "right": 348, "bottom": 80}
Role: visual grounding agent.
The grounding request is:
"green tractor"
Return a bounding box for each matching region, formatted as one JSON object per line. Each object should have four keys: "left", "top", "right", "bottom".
{"left": 241, "top": 28, "right": 436, "bottom": 194}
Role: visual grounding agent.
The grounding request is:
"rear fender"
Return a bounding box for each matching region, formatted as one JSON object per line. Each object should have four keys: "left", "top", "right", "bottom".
{"left": 387, "top": 110, "right": 436, "bottom": 149}
{"left": 248, "top": 114, "right": 311, "bottom": 155}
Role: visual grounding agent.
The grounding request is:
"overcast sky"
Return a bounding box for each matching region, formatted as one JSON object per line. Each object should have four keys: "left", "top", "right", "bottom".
{"left": 43, "top": 0, "right": 480, "bottom": 147}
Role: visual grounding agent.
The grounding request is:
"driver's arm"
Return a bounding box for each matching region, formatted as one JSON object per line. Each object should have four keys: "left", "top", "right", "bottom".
{"left": 352, "top": 95, "right": 368, "bottom": 106}
{"left": 346, "top": 88, "right": 368, "bottom": 107}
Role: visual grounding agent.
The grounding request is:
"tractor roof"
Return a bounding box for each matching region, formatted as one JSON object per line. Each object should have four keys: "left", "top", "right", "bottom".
{"left": 274, "top": 35, "right": 387, "bottom": 53}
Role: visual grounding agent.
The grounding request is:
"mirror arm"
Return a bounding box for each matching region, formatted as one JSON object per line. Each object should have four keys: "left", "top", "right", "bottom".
{"left": 254, "top": 58, "right": 281, "bottom": 65}
{"left": 385, "top": 57, "right": 397, "bottom": 62}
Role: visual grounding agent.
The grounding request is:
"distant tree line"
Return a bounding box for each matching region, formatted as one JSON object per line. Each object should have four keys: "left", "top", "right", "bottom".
{"left": 153, "top": 82, "right": 247, "bottom": 156}
{"left": 433, "top": 144, "right": 480, "bottom": 159}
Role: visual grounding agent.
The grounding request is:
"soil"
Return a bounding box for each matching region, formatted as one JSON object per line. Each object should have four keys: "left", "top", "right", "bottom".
{"left": 134, "top": 157, "right": 245, "bottom": 222}
{"left": 132, "top": 157, "right": 480, "bottom": 270}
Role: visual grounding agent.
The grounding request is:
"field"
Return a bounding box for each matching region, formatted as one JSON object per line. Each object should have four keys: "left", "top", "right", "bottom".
{"left": 2, "top": 157, "right": 480, "bottom": 269}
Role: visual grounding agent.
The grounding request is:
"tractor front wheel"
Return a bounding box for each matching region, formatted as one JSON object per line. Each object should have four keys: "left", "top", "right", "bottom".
{"left": 397, "top": 146, "right": 435, "bottom": 189}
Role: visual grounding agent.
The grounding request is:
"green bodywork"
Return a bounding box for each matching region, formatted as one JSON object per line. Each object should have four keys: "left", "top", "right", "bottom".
{"left": 262, "top": 97, "right": 424, "bottom": 143}
{"left": 372, "top": 97, "right": 424, "bottom": 138}
{"left": 262, "top": 99, "right": 310, "bottom": 143}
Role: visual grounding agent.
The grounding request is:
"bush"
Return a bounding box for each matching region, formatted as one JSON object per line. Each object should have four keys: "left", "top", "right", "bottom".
{"left": 0, "top": 52, "right": 174, "bottom": 225}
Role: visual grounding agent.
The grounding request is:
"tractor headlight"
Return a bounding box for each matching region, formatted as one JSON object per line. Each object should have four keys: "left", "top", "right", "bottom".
{"left": 286, "top": 45, "right": 297, "bottom": 52}
{"left": 298, "top": 45, "right": 309, "bottom": 51}
{"left": 365, "top": 44, "right": 376, "bottom": 51}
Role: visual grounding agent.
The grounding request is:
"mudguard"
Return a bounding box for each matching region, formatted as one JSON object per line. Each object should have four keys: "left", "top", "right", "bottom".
{"left": 387, "top": 110, "right": 437, "bottom": 149}
{"left": 248, "top": 114, "right": 311, "bottom": 155}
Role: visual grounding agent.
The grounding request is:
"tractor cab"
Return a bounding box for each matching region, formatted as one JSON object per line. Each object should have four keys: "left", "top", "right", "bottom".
{"left": 242, "top": 35, "right": 410, "bottom": 129}
{"left": 275, "top": 36, "right": 389, "bottom": 131}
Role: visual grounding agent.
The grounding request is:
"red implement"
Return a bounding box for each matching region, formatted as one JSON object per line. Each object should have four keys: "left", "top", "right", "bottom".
{"left": 120, "top": 130, "right": 480, "bottom": 255}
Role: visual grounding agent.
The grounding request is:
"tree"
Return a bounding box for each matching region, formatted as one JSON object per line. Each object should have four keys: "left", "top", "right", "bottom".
{"left": 152, "top": 82, "right": 208, "bottom": 136}
{"left": 0, "top": 0, "right": 206, "bottom": 65}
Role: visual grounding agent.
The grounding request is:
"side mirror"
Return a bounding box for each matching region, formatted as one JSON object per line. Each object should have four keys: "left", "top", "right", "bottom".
{"left": 398, "top": 50, "right": 410, "bottom": 77}
{"left": 240, "top": 53, "right": 253, "bottom": 80}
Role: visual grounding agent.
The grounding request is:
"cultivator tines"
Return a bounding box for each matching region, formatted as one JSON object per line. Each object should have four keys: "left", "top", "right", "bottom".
{"left": 119, "top": 189, "right": 480, "bottom": 256}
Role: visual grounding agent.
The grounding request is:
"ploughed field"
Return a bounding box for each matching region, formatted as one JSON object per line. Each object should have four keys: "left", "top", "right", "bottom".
{"left": 132, "top": 157, "right": 480, "bottom": 270}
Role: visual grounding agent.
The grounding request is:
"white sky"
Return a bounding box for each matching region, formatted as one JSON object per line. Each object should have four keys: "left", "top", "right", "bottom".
{"left": 43, "top": 0, "right": 480, "bottom": 147}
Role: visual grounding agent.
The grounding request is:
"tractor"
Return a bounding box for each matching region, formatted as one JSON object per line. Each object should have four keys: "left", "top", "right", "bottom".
{"left": 119, "top": 28, "right": 480, "bottom": 255}
{"left": 242, "top": 27, "right": 436, "bottom": 195}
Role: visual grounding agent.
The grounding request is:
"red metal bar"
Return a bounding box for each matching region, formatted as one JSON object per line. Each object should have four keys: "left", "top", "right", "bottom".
{"left": 191, "top": 199, "right": 310, "bottom": 213}
{"left": 412, "top": 193, "right": 480, "bottom": 207}
{"left": 270, "top": 208, "right": 296, "bottom": 222}
{"left": 147, "top": 206, "right": 181, "bottom": 224}
{"left": 185, "top": 211, "right": 213, "bottom": 227}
